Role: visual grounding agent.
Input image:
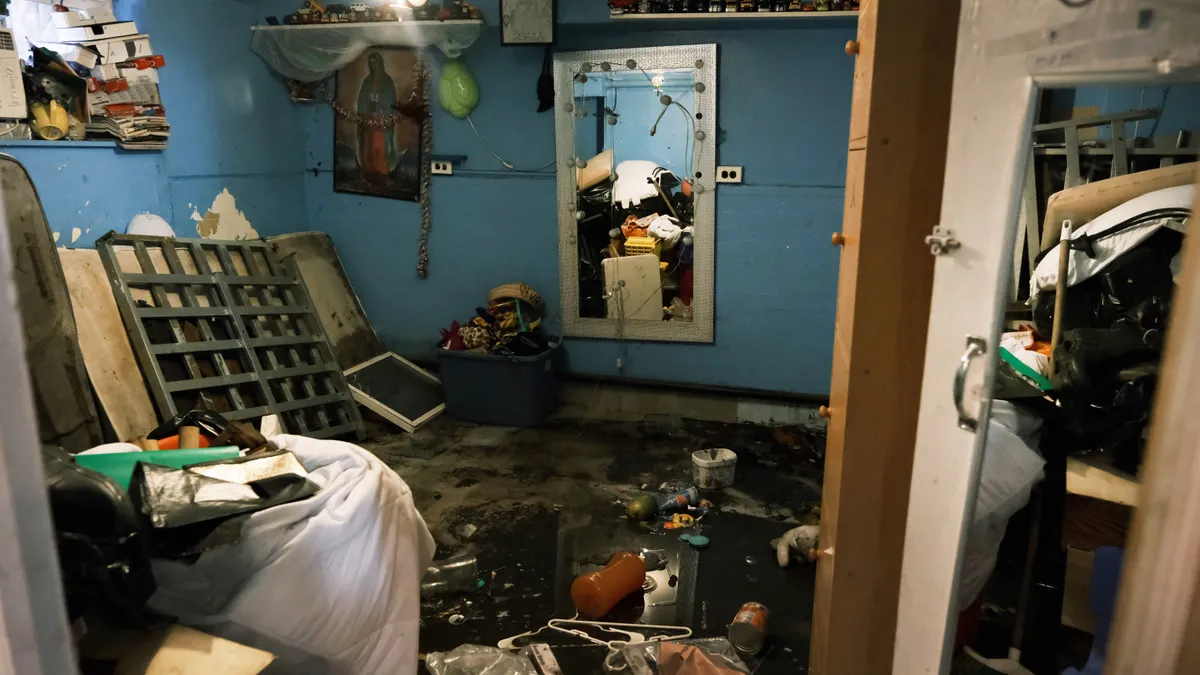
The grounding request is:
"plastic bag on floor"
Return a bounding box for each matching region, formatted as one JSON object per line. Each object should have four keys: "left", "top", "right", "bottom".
{"left": 605, "top": 638, "right": 750, "bottom": 675}
{"left": 958, "top": 401, "right": 1046, "bottom": 609}
{"left": 147, "top": 435, "right": 436, "bottom": 675}
{"left": 425, "top": 645, "right": 537, "bottom": 675}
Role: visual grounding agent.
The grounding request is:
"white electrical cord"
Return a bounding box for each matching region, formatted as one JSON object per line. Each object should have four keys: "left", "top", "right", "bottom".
{"left": 465, "top": 115, "right": 555, "bottom": 172}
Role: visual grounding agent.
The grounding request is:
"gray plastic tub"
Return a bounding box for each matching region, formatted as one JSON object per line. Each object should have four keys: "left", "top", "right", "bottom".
{"left": 435, "top": 342, "right": 560, "bottom": 427}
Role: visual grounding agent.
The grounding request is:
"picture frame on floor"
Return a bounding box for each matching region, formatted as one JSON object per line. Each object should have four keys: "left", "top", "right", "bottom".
{"left": 333, "top": 48, "right": 425, "bottom": 202}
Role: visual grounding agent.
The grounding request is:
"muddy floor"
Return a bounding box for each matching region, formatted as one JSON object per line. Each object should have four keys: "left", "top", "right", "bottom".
{"left": 361, "top": 413, "right": 826, "bottom": 674}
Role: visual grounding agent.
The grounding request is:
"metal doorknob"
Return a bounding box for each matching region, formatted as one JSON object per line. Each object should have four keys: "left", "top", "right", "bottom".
{"left": 831, "top": 232, "right": 845, "bottom": 247}
{"left": 845, "top": 40, "right": 859, "bottom": 56}
{"left": 818, "top": 405, "right": 831, "bottom": 419}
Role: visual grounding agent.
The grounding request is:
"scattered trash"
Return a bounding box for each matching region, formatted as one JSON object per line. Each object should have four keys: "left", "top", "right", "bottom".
{"left": 692, "top": 449, "right": 737, "bottom": 489}
{"left": 701, "top": 600, "right": 708, "bottom": 631}
{"left": 728, "top": 602, "right": 769, "bottom": 656}
{"left": 775, "top": 525, "right": 820, "bottom": 568}
{"left": 457, "top": 523, "right": 479, "bottom": 540}
{"left": 657, "top": 487, "right": 700, "bottom": 514}
{"left": 571, "top": 551, "right": 646, "bottom": 619}
{"left": 745, "top": 556, "right": 756, "bottom": 565}
{"left": 663, "top": 513, "right": 695, "bottom": 530}
{"left": 448, "top": 614, "right": 466, "bottom": 625}
{"left": 642, "top": 549, "right": 668, "bottom": 571}
{"left": 680, "top": 533, "right": 710, "bottom": 549}
{"left": 497, "top": 610, "right": 510, "bottom": 619}
{"left": 699, "top": 498, "right": 714, "bottom": 509}
{"left": 606, "top": 639, "right": 750, "bottom": 674}
{"left": 422, "top": 552, "right": 480, "bottom": 596}
{"left": 426, "top": 644, "right": 535, "bottom": 675}
{"left": 643, "top": 576, "right": 658, "bottom": 592}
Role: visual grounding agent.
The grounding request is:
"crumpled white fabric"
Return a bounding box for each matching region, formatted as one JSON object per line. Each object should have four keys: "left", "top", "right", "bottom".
{"left": 1030, "top": 184, "right": 1192, "bottom": 295}
{"left": 612, "top": 160, "right": 662, "bottom": 209}
{"left": 647, "top": 215, "right": 683, "bottom": 250}
{"left": 148, "top": 435, "right": 436, "bottom": 675}
{"left": 959, "top": 402, "right": 1045, "bottom": 609}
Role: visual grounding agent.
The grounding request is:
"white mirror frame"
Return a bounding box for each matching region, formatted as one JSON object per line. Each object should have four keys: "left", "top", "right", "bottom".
{"left": 554, "top": 44, "right": 717, "bottom": 343}
{"left": 894, "top": 1, "right": 1200, "bottom": 674}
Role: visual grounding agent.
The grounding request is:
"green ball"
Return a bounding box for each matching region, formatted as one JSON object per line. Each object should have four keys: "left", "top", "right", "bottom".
{"left": 439, "top": 59, "right": 479, "bottom": 119}
{"left": 628, "top": 495, "right": 656, "bottom": 521}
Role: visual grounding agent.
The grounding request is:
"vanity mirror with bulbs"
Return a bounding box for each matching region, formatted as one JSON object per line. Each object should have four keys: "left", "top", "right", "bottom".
{"left": 554, "top": 44, "right": 717, "bottom": 343}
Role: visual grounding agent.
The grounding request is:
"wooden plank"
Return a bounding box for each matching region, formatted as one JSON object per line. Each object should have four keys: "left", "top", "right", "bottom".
{"left": 1062, "top": 494, "right": 1132, "bottom": 551}
{"left": 1065, "top": 455, "right": 1140, "bottom": 507}
{"left": 267, "top": 232, "right": 385, "bottom": 370}
{"left": 58, "top": 249, "right": 158, "bottom": 441}
{"left": 810, "top": 0, "right": 960, "bottom": 672}
{"left": 80, "top": 625, "right": 274, "bottom": 675}
{"left": 1061, "top": 547, "right": 1096, "bottom": 635}
{"left": 1108, "top": 169, "right": 1200, "bottom": 674}
{"left": 1039, "top": 161, "right": 1196, "bottom": 250}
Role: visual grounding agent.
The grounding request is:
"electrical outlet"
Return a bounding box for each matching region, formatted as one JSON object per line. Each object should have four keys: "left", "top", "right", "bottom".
{"left": 716, "top": 166, "right": 743, "bottom": 183}
{"left": 431, "top": 160, "right": 453, "bottom": 175}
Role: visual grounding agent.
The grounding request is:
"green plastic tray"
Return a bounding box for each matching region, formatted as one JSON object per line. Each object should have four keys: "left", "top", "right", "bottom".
{"left": 75, "top": 447, "right": 241, "bottom": 491}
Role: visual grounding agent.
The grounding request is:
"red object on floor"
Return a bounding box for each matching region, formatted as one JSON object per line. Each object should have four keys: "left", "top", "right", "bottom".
{"left": 571, "top": 551, "right": 646, "bottom": 619}
{"left": 680, "top": 264, "right": 694, "bottom": 305}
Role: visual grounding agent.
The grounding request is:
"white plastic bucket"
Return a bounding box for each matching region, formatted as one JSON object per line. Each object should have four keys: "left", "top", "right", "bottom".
{"left": 692, "top": 448, "right": 737, "bottom": 489}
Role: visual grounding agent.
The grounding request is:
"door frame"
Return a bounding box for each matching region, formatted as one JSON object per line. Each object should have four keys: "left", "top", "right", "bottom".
{"left": 893, "top": 2, "right": 1200, "bottom": 673}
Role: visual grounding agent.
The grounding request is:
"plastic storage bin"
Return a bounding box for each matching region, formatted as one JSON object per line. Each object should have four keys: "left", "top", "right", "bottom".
{"left": 436, "top": 342, "right": 559, "bottom": 426}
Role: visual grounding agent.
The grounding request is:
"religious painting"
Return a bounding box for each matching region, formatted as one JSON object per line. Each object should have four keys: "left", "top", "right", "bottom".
{"left": 334, "top": 48, "right": 425, "bottom": 201}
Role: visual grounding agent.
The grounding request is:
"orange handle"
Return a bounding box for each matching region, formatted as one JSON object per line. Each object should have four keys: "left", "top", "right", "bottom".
{"left": 845, "top": 40, "right": 860, "bottom": 56}
{"left": 831, "top": 232, "right": 846, "bottom": 247}
{"left": 818, "top": 405, "right": 831, "bottom": 419}
{"left": 571, "top": 552, "right": 646, "bottom": 619}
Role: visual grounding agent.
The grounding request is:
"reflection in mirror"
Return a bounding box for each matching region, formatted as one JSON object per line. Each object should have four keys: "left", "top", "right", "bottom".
{"left": 954, "top": 83, "right": 1196, "bottom": 668}
{"left": 573, "top": 67, "right": 699, "bottom": 322}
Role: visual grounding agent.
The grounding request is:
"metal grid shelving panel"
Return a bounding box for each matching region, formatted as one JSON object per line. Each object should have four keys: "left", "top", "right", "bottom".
{"left": 97, "top": 233, "right": 364, "bottom": 440}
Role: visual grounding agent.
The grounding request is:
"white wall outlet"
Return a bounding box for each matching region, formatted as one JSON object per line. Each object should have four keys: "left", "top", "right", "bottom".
{"left": 716, "top": 166, "right": 743, "bottom": 183}
{"left": 431, "top": 160, "right": 453, "bottom": 175}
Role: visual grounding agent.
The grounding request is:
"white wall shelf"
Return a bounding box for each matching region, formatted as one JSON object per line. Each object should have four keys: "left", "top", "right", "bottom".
{"left": 610, "top": 10, "right": 858, "bottom": 20}
{"left": 250, "top": 20, "right": 484, "bottom": 81}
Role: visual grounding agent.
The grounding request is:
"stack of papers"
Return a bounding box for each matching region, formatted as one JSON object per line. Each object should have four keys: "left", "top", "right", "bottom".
{"left": 40, "top": 9, "right": 168, "bottom": 148}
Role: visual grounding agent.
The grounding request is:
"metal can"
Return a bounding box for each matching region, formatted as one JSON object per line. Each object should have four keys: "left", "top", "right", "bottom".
{"left": 655, "top": 487, "right": 699, "bottom": 513}
{"left": 728, "top": 602, "right": 769, "bottom": 655}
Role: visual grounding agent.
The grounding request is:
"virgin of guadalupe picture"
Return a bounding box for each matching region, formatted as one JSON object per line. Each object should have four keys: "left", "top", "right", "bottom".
{"left": 334, "top": 49, "right": 424, "bottom": 201}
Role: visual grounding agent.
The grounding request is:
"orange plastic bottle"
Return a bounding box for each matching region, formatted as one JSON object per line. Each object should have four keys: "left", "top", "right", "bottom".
{"left": 571, "top": 551, "right": 647, "bottom": 619}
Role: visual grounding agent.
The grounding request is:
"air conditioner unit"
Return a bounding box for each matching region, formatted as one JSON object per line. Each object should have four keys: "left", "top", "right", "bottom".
{"left": 0, "top": 29, "right": 27, "bottom": 120}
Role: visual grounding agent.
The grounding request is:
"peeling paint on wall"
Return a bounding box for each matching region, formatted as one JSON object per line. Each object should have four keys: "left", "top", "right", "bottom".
{"left": 70, "top": 227, "right": 81, "bottom": 243}
{"left": 192, "top": 188, "right": 259, "bottom": 240}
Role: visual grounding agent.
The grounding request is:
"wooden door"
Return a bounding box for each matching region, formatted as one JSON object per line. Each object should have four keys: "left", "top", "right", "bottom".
{"left": 809, "top": 0, "right": 960, "bottom": 672}
{"left": 890, "top": 2, "right": 1200, "bottom": 673}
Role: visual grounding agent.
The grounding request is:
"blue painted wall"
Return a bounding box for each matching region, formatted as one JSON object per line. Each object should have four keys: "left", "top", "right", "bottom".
{"left": 1, "top": 0, "right": 307, "bottom": 248}
{"left": 5, "top": 1, "right": 854, "bottom": 395}
{"left": 304, "top": 8, "right": 856, "bottom": 395}
{"left": 1045, "top": 84, "right": 1200, "bottom": 140}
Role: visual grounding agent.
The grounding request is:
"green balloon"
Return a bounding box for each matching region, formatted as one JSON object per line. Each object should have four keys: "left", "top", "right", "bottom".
{"left": 439, "top": 59, "right": 479, "bottom": 119}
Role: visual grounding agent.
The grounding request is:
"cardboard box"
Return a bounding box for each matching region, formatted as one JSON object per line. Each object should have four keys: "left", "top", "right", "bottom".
{"left": 91, "top": 63, "right": 120, "bottom": 82}
{"left": 79, "top": 624, "right": 275, "bottom": 675}
{"left": 56, "top": 21, "right": 138, "bottom": 43}
{"left": 36, "top": 41, "right": 100, "bottom": 69}
{"left": 119, "top": 67, "right": 158, "bottom": 85}
{"left": 51, "top": 8, "right": 119, "bottom": 28}
{"left": 76, "top": 34, "right": 153, "bottom": 64}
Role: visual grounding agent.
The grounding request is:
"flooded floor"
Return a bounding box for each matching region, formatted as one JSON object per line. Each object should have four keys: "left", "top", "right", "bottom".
{"left": 362, "top": 414, "right": 826, "bottom": 673}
